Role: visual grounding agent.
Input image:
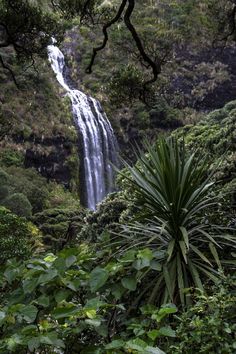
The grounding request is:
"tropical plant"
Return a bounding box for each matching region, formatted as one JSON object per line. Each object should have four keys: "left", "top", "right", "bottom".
{"left": 119, "top": 137, "right": 236, "bottom": 306}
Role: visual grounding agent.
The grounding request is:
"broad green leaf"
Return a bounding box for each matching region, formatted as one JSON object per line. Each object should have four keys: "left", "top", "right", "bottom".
{"left": 144, "top": 346, "right": 166, "bottom": 354}
{"left": 21, "top": 325, "right": 38, "bottom": 335}
{"left": 148, "top": 329, "right": 160, "bottom": 340}
{"left": 125, "top": 338, "right": 148, "bottom": 351}
{"left": 158, "top": 326, "right": 176, "bottom": 337}
{"left": 133, "top": 258, "right": 150, "bottom": 270}
{"left": 4, "top": 268, "right": 18, "bottom": 283}
{"left": 20, "top": 305, "right": 38, "bottom": 323}
{"left": 54, "top": 289, "right": 71, "bottom": 303}
{"left": 65, "top": 255, "right": 77, "bottom": 268}
{"left": 53, "top": 305, "right": 79, "bottom": 319}
{"left": 23, "top": 278, "right": 38, "bottom": 294}
{"left": 138, "top": 248, "right": 153, "bottom": 261}
{"left": 111, "top": 283, "right": 126, "bottom": 300}
{"left": 85, "top": 309, "right": 97, "bottom": 319}
{"left": 37, "top": 295, "right": 50, "bottom": 308}
{"left": 150, "top": 260, "right": 162, "bottom": 271}
{"left": 120, "top": 249, "right": 136, "bottom": 263}
{"left": 44, "top": 254, "right": 57, "bottom": 263}
{"left": 95, "top": 324, "right": 108, "bottom": 337}
{"left": 105, "top": 339, "right": 125, "bottom": 349}
{"left": 85, "top": 318, "right": 101, "bottom": 327}
{"left": 62, "top": 278, "right": 80, "bottom": 291}
{"left": 40, "top": 333, "right": 65, "bottom": 348}
{"left": 38, "top": 269, "right": 58, "bottom": 284}
{"left": 121, "top": 276, "right": 137, "bottom": 291}
{"left": 28, "top": 337, "right": 40, "bottom": 351}
{"left": 84, "top": 297, "right": 106, "bottom": 310}
{"left": 90, "top": 267, "right": 109, "bottom": 292}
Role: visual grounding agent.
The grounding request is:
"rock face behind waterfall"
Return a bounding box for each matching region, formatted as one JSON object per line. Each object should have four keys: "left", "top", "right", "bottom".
{"left": 47, "top": 44, "right": 118, "bottom": 210}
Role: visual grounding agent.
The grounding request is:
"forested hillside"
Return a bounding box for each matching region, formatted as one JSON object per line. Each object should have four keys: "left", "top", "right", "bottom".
{"left": 0, "top": 1, "right": 235, "bottom": 353}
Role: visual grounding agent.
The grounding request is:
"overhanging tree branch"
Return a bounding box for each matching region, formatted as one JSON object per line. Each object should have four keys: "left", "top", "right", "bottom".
{"left": 85, "top": 0, "right": 161, "bottom": 88}
{"left": 86, "top": 0, "right": 127, "bottom": 74}
{"left": 124, "top": 0, "right": 161, "bottom": 87}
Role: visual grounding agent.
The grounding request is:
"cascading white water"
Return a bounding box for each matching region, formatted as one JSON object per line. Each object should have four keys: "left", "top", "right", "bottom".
{"left": 47, "top": 43, "right": 118, "bottom": 210}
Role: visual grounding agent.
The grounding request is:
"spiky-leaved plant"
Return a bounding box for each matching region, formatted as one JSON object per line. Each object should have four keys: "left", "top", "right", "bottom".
{"left": 120, "top": 138, "right": 236, "bottom": 306}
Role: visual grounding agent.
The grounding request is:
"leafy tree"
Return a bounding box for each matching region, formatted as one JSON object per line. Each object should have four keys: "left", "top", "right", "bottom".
{"left": 0, "top": 0, "right": 64, "bottom": 84}
{"left": 119, "top": 137, "right": 236, "bottom": 306}
{"left": 2, "top": 192, "right": 32, "bottom": 218}
{"left": 0, "top": 207, "right": 38, "bottom": 263}
{"left": 6, "top": 167, "right": 49, "bottom": 213}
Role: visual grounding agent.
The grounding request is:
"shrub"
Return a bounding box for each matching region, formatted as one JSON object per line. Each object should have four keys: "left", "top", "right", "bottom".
{"left": 2, "top": 193, "right": 32, "bottom": 218}
{"left": 33, "top": 207, "right": 84, "bottom": 250}
{"left": 0, "top": 148, "right": 24, "bottom": 167}
{"left": 171, "top": 276, "right": 236, "bottom": 354}
{"left": 6, "top": 167, "right": 49, "bottom": 213}
{"left": 78, "top": 192, "right": 129, "bottom": 241}
{"left": 149, "top": 97, "right": 182, "bottom": 129}
{"left": 0, "top": 185, "right": 9, "bottom": 201}
{"left": 0, "top": 168, "right": 9, "bottom": 185}
{"left": 0, "top": 207, "right": 36, "bottom": 263}
{"left": 106, "top": 64, "right": 144, "bottom": 105}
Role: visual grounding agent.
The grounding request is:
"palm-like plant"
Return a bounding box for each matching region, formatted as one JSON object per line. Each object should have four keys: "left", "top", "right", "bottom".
{"left": 120, "top": 138, "right": 236, "bottom": 306}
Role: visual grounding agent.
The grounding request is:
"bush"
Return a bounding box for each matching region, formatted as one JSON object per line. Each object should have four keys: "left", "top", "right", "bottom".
{"left": 6, "top": 167, "right": 49, "bottom": 213}
{"left": 78, "top": 192, "right": 129, "bottom": 241}
{"left": 0, "top": 185, "right": 9, "bottom": 201}
{"left": 171, "top": 276, "right": 236, "bottom": 354}
{"left": 0, "top": 168, "right": 9, "bottom": 185}
{"left": 2, "top": 193, "right": 32, "bottom": 218}
{"left": 33, "top": 207, "right": 85, "bottom": 250}
{"left": 0, "top": 207, "right": 38, "bottom": 263}
{"left": 106, "top": 64, "right": 144, "bottom": 105}
{"left": 149, "top": 97, "right": 182, "bottom": 129}
{"left": 0, "top": 148, "right": 24, "bottom": 167}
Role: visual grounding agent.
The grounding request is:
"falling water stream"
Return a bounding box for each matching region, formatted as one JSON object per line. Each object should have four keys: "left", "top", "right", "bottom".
{"left": 47, "top": 43, "right": 118, "bottom": 210}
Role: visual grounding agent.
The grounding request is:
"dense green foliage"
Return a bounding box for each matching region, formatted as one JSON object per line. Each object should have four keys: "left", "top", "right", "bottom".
{"left": 0, "top": 246, "right": 177, "bottom": 353}
{"left": 171, "top": 276, "right": 236, "bottom": 354}
{"left": 0, "top": 207, "right": 41, "bottom": 263}
{"left": 2, "top": 193, "right": 32, "bottom": 218}
{"left": 33, "top": 207, "right": 84, "bottom": 250}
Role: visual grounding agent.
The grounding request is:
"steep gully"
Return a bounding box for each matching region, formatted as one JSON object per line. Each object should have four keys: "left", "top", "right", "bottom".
{"left": 47, "top": 43, "right": 118, "bottom": 210}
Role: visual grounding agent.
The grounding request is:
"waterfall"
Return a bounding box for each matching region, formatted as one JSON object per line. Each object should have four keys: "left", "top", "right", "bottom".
{"left": 47, "top": 43, "right": 118, "bottom": 210}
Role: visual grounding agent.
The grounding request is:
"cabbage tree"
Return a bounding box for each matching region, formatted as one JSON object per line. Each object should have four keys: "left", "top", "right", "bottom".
{"left": 120, "top": 138, "right": 236, "bottom": 306}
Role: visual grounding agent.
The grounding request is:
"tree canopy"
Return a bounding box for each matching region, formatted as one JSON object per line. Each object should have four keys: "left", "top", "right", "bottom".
{"left": 1, "top": 0, "right": 236, "bottom": 89}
